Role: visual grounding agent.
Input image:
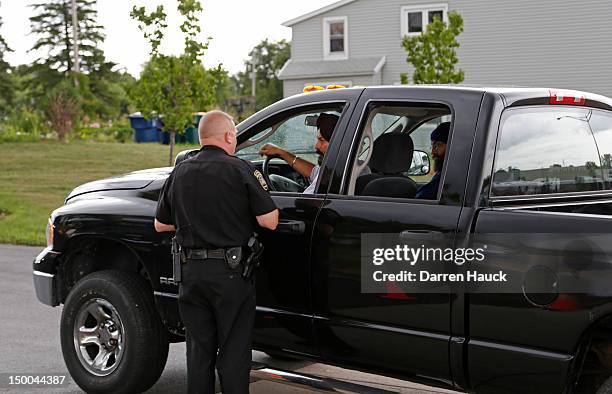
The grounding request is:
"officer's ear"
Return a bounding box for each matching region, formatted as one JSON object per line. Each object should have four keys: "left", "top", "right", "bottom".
{"left": 224, "top": 130, "right": 233, "bottom": 144}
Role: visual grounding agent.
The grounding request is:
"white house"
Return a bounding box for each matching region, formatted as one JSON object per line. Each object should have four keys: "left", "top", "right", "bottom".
{"left": 279, "top": 0, "right": 612, "bottom": 98}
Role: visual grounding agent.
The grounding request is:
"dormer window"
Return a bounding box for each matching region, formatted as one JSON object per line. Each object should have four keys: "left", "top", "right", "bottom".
{"left": 401, "top": 4, "right": 448, "bottom": 37}
{"left": 323, "top": 16, "right": 348, "bottom": 60}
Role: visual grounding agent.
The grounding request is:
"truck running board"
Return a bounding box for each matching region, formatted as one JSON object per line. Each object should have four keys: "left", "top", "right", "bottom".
{"left": 250, "top": 362, "right": 401, "bottom": 393}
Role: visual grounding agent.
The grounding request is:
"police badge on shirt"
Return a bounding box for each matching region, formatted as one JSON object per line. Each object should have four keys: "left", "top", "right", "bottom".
{"left": 253, "top": 170, "right": 268, "bottom": 191}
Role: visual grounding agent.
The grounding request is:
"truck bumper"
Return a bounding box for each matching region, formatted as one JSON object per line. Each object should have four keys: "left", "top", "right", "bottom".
{"left": 33, "top": 246, "right": 61, "bottom": 307}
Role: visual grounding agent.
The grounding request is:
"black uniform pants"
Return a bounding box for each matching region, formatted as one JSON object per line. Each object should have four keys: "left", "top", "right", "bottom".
{"left": 178, "top": 258, "right": 255, "bottom": 394}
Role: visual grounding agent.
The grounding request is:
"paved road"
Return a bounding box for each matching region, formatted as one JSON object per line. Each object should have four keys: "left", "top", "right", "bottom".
{"left": 0, "top": 244, "right": 457, "bottom": 393}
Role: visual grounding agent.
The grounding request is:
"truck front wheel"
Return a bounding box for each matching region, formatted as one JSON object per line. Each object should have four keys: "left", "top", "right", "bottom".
{"left": 60, "top": 270, "right": 169, "bottom": 393}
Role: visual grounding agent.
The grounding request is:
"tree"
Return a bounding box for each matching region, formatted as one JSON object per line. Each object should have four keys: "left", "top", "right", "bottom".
{"left": 401, "top": 11, "right": 464, "bottom": 85}
{"left": 76, "top": 66, "right": 136, "bottom": 120}
{"left": 44, "top": 80, "right": 81, "bottom": 141}
{"left": 27, "top": 0, "right": 131, "bottom": 127}
{"left": 29, "top": 0, "right": 112, "bottom": 75}
{"left": 131, "top": 0, "right": 221, "bottom": 165}
{"left": 11, "top": 63, "right": 65, "bottom": 113}
{"left": 0, "top": 10, "right": 15, "bottom": 114}
{"left": 585, "top": 160, "right": 599, "bottom": 177}
{"left": 233, "top": 39, "right": 290, "bottom": 110}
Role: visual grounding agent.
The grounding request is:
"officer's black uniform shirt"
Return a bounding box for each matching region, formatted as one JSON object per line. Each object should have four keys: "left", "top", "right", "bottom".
{"left": 155, "top": 145, "right": 277, "bottom": 249}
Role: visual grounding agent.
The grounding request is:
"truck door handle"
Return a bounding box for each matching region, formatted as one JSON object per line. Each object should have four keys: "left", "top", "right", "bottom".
{"left": 276, "top": 220, "right": 306, "bottom": 234}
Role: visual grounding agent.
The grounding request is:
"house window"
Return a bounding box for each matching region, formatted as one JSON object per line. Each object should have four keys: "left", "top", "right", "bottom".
{"left": 323, "top": 16, "right": 348, "bottom": 60}
{"left": 401, "top": 4, "right": 448, "bottom": 37}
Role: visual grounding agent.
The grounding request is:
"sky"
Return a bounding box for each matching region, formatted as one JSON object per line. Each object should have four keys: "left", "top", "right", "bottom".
{"left": 0, "top": 0, "right": 337, "bottom": 76}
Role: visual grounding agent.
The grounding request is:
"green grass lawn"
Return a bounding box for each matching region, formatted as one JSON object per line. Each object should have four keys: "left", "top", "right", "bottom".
{"left": 0, "top": 141, "right": 198, "bottom": 246}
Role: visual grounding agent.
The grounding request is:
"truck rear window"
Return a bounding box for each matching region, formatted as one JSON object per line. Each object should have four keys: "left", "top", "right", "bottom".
{"left": 492, "top": 107, "right": 610, "bottom": 197}
{"left": 589, "top": 111, "right": 612, "bottom": 188}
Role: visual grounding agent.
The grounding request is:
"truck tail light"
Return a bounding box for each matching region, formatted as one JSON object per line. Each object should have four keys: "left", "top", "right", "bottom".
{"left": 548, "top": 294, "right": 579, "bottom": 311}
{"left": 549, "top": 91, "right": 586, "bottom": 106}
{"left": 46, "top": 218, "right": 54, "bottom": 247}
{"left": 379, "top": 282, "right": 416, "bottom": 301}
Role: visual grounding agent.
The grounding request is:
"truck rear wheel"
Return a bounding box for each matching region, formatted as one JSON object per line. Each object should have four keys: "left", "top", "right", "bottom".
{"left": 597, "top": 376, "right": 612, "bottom": 394}
{"left": 60, "top": 270, "right": 169, "bottom": 393}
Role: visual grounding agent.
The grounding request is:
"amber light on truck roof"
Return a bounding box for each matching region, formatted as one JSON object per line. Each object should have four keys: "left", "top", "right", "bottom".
{"left": 303, "top": 85, "right": 346, "bottom": 93}
{"left": 549, "top": 91, "right": 586, "bottom": 106}
{"left": 303, "top": 85, "right": 325, "bottom": 93}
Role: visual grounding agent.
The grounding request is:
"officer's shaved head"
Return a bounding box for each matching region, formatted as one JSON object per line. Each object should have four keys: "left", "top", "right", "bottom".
{"left": 198, "top": 110, "right": 238, "bottom": 154}
{"left": 199, "top": 110, "right": 235, "bottom": 140}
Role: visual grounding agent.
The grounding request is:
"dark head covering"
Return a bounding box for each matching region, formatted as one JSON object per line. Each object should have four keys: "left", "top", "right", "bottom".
{"left": 430, "top": 122, "right": 450, "bottom": 143}
{"left": 317, "top": 113, "right": 339, "bottom": 142}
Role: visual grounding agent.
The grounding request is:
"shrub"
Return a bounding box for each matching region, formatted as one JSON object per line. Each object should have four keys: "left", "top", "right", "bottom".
{"left": 0, "top": 108, "right": 49, "bottom": 142}
{"left": 45, "top": 89, "right": 80, "bottom": 141}
{"left": 74, "top": 120, "right": 134, "bottom": 143}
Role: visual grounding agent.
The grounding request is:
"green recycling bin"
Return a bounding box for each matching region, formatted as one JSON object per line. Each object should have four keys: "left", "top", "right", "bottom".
{"left": 180, "top": 112, "right": 206, "bottom": 144}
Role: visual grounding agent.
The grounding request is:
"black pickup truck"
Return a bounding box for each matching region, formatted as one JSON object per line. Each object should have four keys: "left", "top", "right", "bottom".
{"left": 33, "top": 86, "right": 612, "bottom": 393}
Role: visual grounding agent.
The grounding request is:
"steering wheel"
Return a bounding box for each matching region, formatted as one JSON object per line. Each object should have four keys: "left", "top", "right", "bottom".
{"left": 261, "top": 154, "right": 278, "bottom": 191}
{"left": 262, "top": 155, "right": 306, "bottom": 193}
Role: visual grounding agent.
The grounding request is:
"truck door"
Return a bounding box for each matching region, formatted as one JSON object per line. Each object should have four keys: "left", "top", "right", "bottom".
{"left": 311, "top": 87, "right": 483, "bottom": 385}
{"left": 234, "top": 89, "right": 364, "bottom": 358}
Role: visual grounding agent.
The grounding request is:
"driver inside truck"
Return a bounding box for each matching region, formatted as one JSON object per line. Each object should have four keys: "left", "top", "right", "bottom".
{"left": 258, "top": 113, "right": 339, "bottom": 194}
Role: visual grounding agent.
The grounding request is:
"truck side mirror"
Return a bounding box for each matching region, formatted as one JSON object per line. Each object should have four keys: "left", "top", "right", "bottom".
{"left": 408, "top": 150, "right": 431, "bottom": 176}
{"left": 174, "top": 149, "right": 199, "bottom": 166}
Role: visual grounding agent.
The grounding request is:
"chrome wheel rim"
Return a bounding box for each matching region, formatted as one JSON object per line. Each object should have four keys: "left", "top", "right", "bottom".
{"left": 73, "top": 298, "right": 125, "bottom": 376}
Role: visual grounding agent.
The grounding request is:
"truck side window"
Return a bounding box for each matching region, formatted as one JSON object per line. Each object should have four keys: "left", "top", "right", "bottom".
{"left": 589, "top": 110, "right": 612, "bottom": 190}
{"left": 492, "top": 107, "right": 603, "bottom": 197}
{"left": 236, "top": 103, "right": 346, "bottom": 194}
{"left": 237, "top": 112, "right": 332, "bottom": 164}
{"left": 344, "top": 102, "right": 452, "bottom": 199}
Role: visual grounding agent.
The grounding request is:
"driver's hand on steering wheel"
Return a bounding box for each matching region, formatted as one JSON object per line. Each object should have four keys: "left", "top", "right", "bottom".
{"left": 259, "top": 143, "right": 285, "bottom": 158}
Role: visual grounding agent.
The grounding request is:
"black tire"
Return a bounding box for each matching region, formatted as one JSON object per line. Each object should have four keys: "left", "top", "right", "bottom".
{"left": 60, "top": 270, "right": 169, "bottom": 394}
{"left": 597, "top": 376, "right": 612, "bottom": 394}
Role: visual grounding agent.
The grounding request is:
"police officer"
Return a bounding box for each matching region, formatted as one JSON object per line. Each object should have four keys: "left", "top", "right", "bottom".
{"left": 154, "top": 110, "right": 279, "bottom": 394}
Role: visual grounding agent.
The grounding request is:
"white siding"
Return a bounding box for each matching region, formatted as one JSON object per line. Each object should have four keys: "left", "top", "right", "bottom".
{"left": 287, "top": 0, "right": 612, "bottom": 97}
{"left": 292, "top": 19, "right": 324, "bottom": 61}
{"left": 454, "top": 0, "right": 612, "bottom": 97}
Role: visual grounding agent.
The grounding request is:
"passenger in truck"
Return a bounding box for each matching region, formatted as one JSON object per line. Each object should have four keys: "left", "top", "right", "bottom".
{"left": 415, "top": 122, "right": 450, "bottom": 200}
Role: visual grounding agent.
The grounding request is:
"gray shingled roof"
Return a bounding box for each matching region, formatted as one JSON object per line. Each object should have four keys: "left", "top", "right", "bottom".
{"left": 278, "top": 56, "right": 385, "bottom": 80}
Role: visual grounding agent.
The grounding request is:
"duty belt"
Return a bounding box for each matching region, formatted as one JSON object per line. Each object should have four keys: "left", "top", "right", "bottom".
{"left": 183, "top": 248, "right": 226, "bottom": 260}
